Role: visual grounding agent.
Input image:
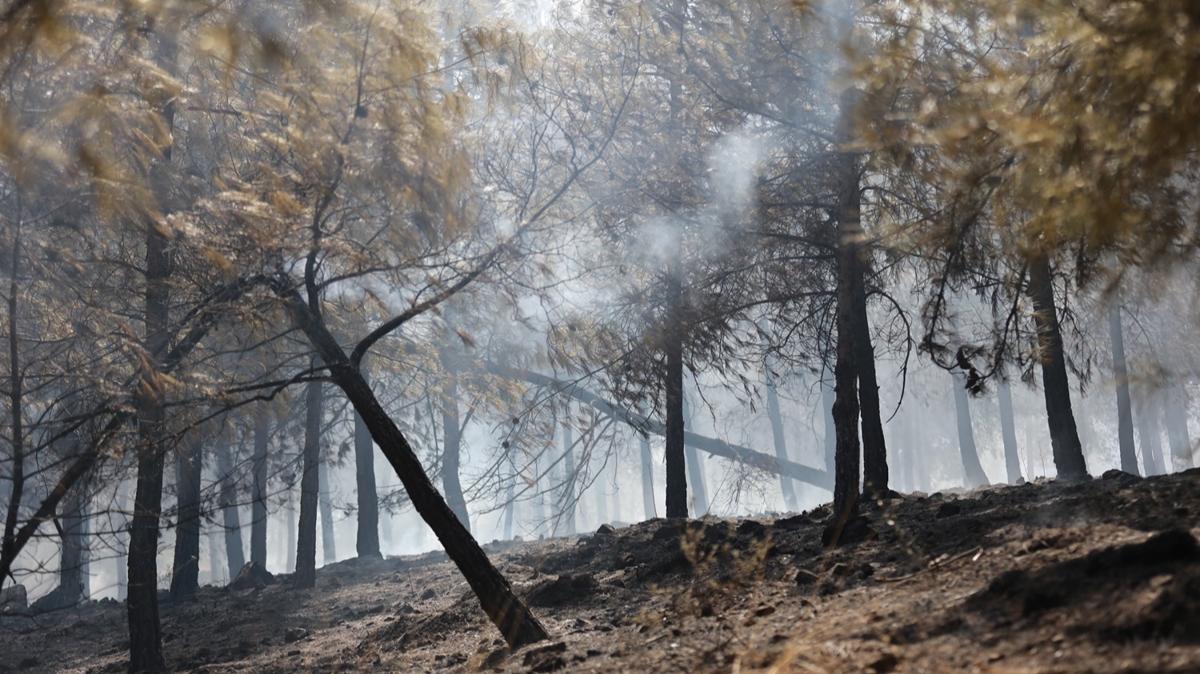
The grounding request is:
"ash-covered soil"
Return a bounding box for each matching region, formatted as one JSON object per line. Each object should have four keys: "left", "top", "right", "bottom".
{"left": 4, "top": 469, "right": 1200, "bottom": 673}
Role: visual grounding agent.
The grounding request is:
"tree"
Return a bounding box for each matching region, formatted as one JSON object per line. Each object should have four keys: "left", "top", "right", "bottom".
{"left": 951, "top": 372, "right": 990, "bottom": 488}
{"left": 1107, "top": 303, "right": 1139, "bottom": 475}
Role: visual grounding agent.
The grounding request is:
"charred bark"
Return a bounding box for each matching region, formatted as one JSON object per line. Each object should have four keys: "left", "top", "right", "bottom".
{"left": 638, "top": 432, "right": 656, "bottom": 519}
{"left": 952, "top": 372, "right": 990, "bottom": 488}
{"left": 439, "top": 366, "right": 470, "bottom": 532}
{"left": 852, "top": 270, "right": 888, "bottom": 495}
{"left": 169, "top": 434, "right": 203, "bottom": 600}
{"left": 278, "top": 287, "right": 548, "bottom": 648}
{"left": 1136, "top": 390, "right": 1166, "bottom": 476}
{"left": 1107, "top": 304, "right": 1139, "bottom": 475}
{"left": 214, "top": 441, "right": 245, "bottom": 577}
{"left": 996, "top": 378, "right": 1023, "bottom": 484}
{"left": 664, "top": 265, "right": 688, "bottom": 519}
{"left": 827, "top": 89, "right": 864, "bottom": 545}
{"left": 250, "top": 408, "right": 269, "bottom": 567}
{"left": 318, "top": 459, "right": 336, "bottom": 565}
{"left": 293, "top": 370, "right": 324, "bottom": 589}
{"left": 1026, "top": 254, "right": 1089, "bottom": 481}
{"left": 354, "top": 368, "right": 380, "bottom": 558}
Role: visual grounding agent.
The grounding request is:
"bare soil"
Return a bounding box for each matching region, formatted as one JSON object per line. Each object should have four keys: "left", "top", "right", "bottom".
{"left": 4, "top": 468, "right": 1199, "bottom": 673}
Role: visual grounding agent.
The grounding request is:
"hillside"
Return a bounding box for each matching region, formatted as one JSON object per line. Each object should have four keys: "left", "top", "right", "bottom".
{"left": 4, "top": 469, "right": 1199, "bottom": 673}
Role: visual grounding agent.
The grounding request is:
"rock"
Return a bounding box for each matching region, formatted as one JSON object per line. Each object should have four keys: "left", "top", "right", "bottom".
{"left": 284, "top": 627, "right": 309, "bottom": 643}
{"left": 1101, "top": 469, "right": 1141, "bottom": 485}
{"left": 737, "top": 520, "right": 767, "bottom": 539}
{"left": 0, "top": 584, "right": 27, "bottom": 614}
{"left": 522, "top": 641, "right": 567, "bottom": 673}
{"left": 527, "top": 573, "right": 599, "bottom": 607}
{"left": 419, "top": 587, "right": 437, "bottom": 601}
{"left": 596, "top": 523, "right": 616, "bottom": 536}
{"left": 229, "top": 561, "right": 275, "bottom": 591}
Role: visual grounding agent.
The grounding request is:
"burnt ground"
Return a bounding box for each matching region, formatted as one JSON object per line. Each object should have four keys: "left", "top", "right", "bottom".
{"left": 3, "top": 468, "right": 1200, "bottom": 673}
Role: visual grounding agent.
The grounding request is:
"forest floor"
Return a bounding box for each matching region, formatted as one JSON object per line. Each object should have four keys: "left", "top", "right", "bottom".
{"left": 3, "top": 468, "right": 1200, "bottom": 673}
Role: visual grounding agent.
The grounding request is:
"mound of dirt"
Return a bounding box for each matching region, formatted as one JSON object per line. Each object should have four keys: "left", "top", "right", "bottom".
{"left": 3, "top": 470, "right": 1199, "bottom": 673}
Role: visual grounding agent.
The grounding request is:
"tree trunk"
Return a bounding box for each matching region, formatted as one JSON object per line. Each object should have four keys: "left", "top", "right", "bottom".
{"left": 57, "top": 481, "right": 88, "bottom": 607}
{"left": 170, "top": 435, "right": 202, "bottom": 600}
{"left": 952, "top": 372, "right": 990, "bottom": 488}
{"left": 1026, "top": 254, "right": 1089, "bottom": 480}
{"left": 996, "top": 378, "right": 1023, "bottom": 484}
{"left": 822, "top": 377, "right": 836, "bottom": 476}
{"left": 293, "top": 372, "right": 324, "bottom": 589}
{"left": 207, "top": 524, "right": 224, "bottom": 585}
{"left": 115, "top": 480, "right": 129, "bottom": 601}
{"left": 439, "top": 369, "right": 470, "bottom": 532}
{"left": 250, "top": 408, "right": 269, "bottom": 567}
{"left": 214, "top": 442, "right": 245, "bottom": 577}
{"left": 852, "top": 265, "right": 888, "bottom": 495}
{"left": 1105, "top": 304, "right": 1139, "bottom": 474}
{"left": 664, "top": 265, "right": 688, "bottom": 519}
{"left": 1, "top": 198, "right": 23, "bottom": 593}
{"left": 1136, "top": 389, "right": 1166, "bottom": 475}
{"left": 280, "top": 291, "right": 548, "bottom": 648}
{"left": 559, "top": 421, "right": 577, "bottom": 535}
{"left": 354, "top": 371, "right": 381, "bottom": 558}
{"left": 827, "top": 89, "right": 863, "bottom": 544}
{"left": 1164, "top": 383, "right": 1193, "bottom": 472}
{"left": 639, "top": 432, "right": 656, "bottom": 520}
{"left": 591, "top": 455, "right": 609, "bottom": 527}
{"left": 127, "top": 185, "right": 170, "bottom": 674}
{"left": 318, "top": 459, "right": 336, "bottom": 565}
{"left": 764, "top": 369, "right": 798, "bottom": 512}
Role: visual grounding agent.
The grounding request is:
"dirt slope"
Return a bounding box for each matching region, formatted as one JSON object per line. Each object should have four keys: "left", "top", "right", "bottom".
{"left": 3, "top": 469, "right": 1199, "bottom": 673}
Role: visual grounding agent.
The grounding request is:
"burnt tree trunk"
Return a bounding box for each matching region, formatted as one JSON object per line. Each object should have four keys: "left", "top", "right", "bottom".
{"left": 996, "top": 378, "right": 1023, "bottom": 484}
{"left": 1106, "top": 303, "right": 1139, "bottom": 475}
{"left": 1027, "top": 254, "right": 1089, "bottom": 480}
{"left": 279, "top": 290, "right": 549, "bottom": 648}
{"left": 827, "top": 89, "right": 864, "bottom": 544}
{"left": 57, "top": 480, "right": 89, "bottom": 607}
{"left": 439, "top": 366, "right": 470, "bottom": 532}
{"left": 318, "top": 459, "right": 336, "bottom": 565}
{"left": 822, "top": 377, "right": 836, "bottom": 476}
{"left": 293, "top": 370, "right": 324, "bottom": 589}
{"left": 638, "top": 432, "right": 656, "bottom": 519}
{"left": 952, "top": 372, "right": 990, "bottom": 488}
{"left": 354, "top": 369, "right": 380, "bottom": 558}
{"left": 170, "top": 434, "right": 203, "bottom": 600}
{"left": 664, "top": 263, "right": 688, "bottom": 519}
{"left": 214, "top": 441, "right": 244, "bottom": 577}
{"left": 128, "top": 221, "right": 168, "bottom": 674}
{"left": 250, "top": 408, "right": 269, "bottom": 567}
{"left": 1136, "top": 389, "right": 1166, "bottom": 475}
{"left": 852, "top": 267, "right": 888, "bottom": 495}
{"left": 559, "top": 420, "right": 577, "bottom": 535}
{"left": 127, "top": 140, "right": 173, "bottom": 674}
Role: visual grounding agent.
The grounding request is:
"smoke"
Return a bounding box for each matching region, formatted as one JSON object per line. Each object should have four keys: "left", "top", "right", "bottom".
{"left": 707, "top": 129, "right": 764, "bottom": 220}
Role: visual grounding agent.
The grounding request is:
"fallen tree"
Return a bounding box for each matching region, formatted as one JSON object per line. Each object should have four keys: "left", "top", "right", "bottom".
{"left": 485, "top": 363, "right": 833, "bottom": 490}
